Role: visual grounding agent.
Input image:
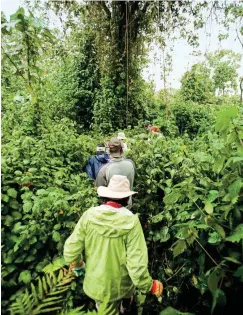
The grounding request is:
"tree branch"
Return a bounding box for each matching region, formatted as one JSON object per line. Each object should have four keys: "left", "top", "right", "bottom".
{"left": 141, "top": 1, "right": 150, "bottom": 15}
{"left": 99, "top": 1, "right": 111, "bottom": 20}
{"left": 132, "top": 1, "right": 150, "bottom": 41}
{"left": 1, "top": 45, "right": 27, "bottom": 83}
{"left": 236, "top": 26, "right": 243, "bottom": 49}
{"left": 131, "top": 1, "right": 139, "bottom": 17}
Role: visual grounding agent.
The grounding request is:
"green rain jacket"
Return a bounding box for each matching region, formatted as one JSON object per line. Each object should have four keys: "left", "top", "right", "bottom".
{"left": 64, "top": 205, "right": 152, "bottom": 302}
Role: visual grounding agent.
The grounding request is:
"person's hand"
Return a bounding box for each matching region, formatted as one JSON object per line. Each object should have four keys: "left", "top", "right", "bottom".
{"left": 70, "top": 261, "right": 85, "bottom": 277}
{"left": 151, "top": 280, "right": 163, "bottom": 297}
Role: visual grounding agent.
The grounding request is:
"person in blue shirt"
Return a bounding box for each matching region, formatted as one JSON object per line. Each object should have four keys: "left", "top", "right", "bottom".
{"left": 85, "top": 144, "right": 110, "bottom": 180}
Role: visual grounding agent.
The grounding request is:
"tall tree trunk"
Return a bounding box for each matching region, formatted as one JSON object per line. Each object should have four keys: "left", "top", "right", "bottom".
{"left": 96, "top": 1, "right": 150, "bottom": 129}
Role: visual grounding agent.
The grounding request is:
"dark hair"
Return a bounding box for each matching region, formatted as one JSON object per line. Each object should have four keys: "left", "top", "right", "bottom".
{"left": 99, "top": 197, "right": 130, "bottom": 207}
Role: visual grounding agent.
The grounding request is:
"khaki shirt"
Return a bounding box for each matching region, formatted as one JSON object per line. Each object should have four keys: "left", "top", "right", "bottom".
{"left": 95, "top": 157, "right": 135, "bottom": 189}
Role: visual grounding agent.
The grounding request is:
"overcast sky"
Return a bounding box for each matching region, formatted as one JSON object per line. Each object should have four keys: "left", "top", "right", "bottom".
{"left": 1, "top": 0, "right": 243, "bottom": 91}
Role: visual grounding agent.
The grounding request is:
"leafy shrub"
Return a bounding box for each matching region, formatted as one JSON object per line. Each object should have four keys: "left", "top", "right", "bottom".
{"left": 1, "top": 123, "right": 98, "bottom": 311}
{"left": 171, "top": 102, "right": 217, "bottom": 137}
{"left": 127, "top": 105, "right": 243, "bottom": 314}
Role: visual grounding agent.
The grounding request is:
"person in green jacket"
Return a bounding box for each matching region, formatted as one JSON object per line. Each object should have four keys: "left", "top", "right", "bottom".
{"left": 64, "top": 175, "right": 163, "bottom": 314}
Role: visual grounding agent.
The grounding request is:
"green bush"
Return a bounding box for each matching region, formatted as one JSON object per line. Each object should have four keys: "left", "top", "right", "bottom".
{"left": 171, "top": 102, "right": 217, "bottom": 137}
{"left": 127, "top": 105, "right": 243, "bottom": 313}
{"left": 1, "top": 123, "right": 99, "bottom": 311}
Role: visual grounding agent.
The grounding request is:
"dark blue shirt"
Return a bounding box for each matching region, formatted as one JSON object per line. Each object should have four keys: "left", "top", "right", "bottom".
{"left": 85, "top": 154, "right": 110, "bottom": 180}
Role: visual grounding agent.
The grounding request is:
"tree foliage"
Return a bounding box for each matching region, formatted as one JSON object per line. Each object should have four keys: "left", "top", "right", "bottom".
{"left": 206, "top": 50, "right": 242, "bottom": 95}
{"left": 180, "top": 63, "right": 213, "bottom": 103}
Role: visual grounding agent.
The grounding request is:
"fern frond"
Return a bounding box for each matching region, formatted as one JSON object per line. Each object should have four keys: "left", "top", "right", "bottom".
{"left": 52, "top": 271, "right": 58, "bottom": 286}
{"left": 38, "top": 277, "right": 44, "bottom": 300}
{"left": 9, "top": 268, "right": 74, "bottom": 315}
{"left": 41, "top": 296, "right": 64, "bottom": 303}
{"left": 46, "top": 273, "right": 53, "bottom": 290}
{"left": 31, "top": 283, "right": 39, "bottom": 305}
{"left": 58, "top": 269, "right": 64, "bottom": 282}
{"left": 42, "top": 276, "right": 48, "bottom": 295}
{"left": 35, "top": 306, "right": 63, "bottom": 314}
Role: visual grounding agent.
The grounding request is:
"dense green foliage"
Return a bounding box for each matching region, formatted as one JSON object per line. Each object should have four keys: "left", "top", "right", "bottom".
{"left": 180, "top": 64, "right": 213, "bottom": 104}
{"left": 128, "top": 105, "right": 243, "bottom": 314}
{"left": 1, "top": 1, "right": 243, "bottom": 315}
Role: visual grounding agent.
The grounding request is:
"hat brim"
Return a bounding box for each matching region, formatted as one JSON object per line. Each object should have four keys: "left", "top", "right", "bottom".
{"left": 97, "top": 186, "right": 137, "bottom": 199}
{"left": 118, "top": 136, "right": 126, "bottom": 140}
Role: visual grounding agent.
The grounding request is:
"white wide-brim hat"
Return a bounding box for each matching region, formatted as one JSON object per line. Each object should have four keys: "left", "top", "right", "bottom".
{"left": 97, "top": 175, "right": 137, "bottom": 199}
{"left": 117, "top": 132, "right": 126, "bottom": 140}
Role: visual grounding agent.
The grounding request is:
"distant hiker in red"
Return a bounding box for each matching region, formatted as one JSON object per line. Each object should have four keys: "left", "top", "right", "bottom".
{"left": 150, "top": 125, "right": 160, "bottom": 133}
{"left": 143, "top": 121, "right": 161, "bottom": 134}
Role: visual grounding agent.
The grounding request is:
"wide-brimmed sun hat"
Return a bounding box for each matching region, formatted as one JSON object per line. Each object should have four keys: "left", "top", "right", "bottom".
{"left": 117, "top": 132, "right": 126, "bottom": 140}
{"left": 97, "top": 175, "right": 137, "bottom": 199}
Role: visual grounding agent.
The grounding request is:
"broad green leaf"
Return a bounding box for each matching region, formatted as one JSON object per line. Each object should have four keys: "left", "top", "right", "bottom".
{"left": 2, "top": 194, "right": 9, "bottom": 202}
{"left": 172, "top": 240, "right": 187, "bottom": 258}
{"left": 151, "top": 213, "right": 164, "bottom": 223}
{"left": 4, "top": 215, "right": 14, "bottom": 226}
{"left": 207, "top": 190, "right": 218, "bottom": 203}
{"left": 159, "top": 227, "right": 170, "bottom": 242}
{"left": 14, "top": 170, "right": 22, "bottom": 175}
{"left": 234, "top": 266, "right": 243, "bottom": 282}
{"left": 52, "top": 231, "right": 61, "bottom": 242}
{"left": 18, "top": 270, "right": 31, "bottom": 284}
{"left": 9, "top": 199, "right": 19, "bottom": 210}
{"left": 213, "top": 156, "right": 225, "bottom": 174}
{"left": 208, "top": 232, "right": 221, "bottom": 244}
{"left": 15, "top": 256, "right": 26, "bottom": 263}
{"left": 214, "top": 224, "right": 225, "bottom": 239}
{"left": 164, "top": 191, "right": 181, "bottom": 205}
{"left": 190, "top": 210, "right": 201, "bottom": 219}
{"left": 54, "top": 223, "right": 61, "bottom": 231}
{"left": 7, "top": 188, "right": 17, "bottom": 198}
{"left": 23, "top": 159, "right": 30, "bottom": 165}
{"left": 12, "top": 211, "right": 22, "bottom": 220}
{"left": 205, "top": 201, "right": 213, "bottom": 214}
{"left": 223, "top": 257, "right": 241, "bottom": 264}
{"left": 43, "top": 257, "right": 66, "bottom": 274}
{"left": 215, "top": 106, "right": 238, "bottom": 134}
{"left": 23, "top": 201, "right": 32, "bottom": 213}
{"left": 211, "top": 289, "right": 226, "bottom": 314}
{"left": 186, "top": 229, "right": 198, "bottom": 245}
{"left": 6, "top": 264, "right": 16, "bottom": 273}
{"left": 208, "top": 268, "right": 224, "bottom": 294}
{"left": 226, "top": 225, "right": 243, "bottom": 243}
{"left": 228, "top": 178, "right": 242, "bottom": 201}
{"left": 159, "top": 306, "right": 194, "bottom": 315}
{"left": 28, "top": 167, "right": 38, "bottom": 173}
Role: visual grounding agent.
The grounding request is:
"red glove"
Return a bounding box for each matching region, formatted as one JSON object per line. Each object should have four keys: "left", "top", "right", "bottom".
{"left": 151, "top": 280, "right": 163, "bottom": 297}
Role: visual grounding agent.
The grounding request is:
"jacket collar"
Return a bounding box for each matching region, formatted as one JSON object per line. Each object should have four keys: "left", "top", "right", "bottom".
{"left": 105, "top": 201, "right": 122, "bottom": 208}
